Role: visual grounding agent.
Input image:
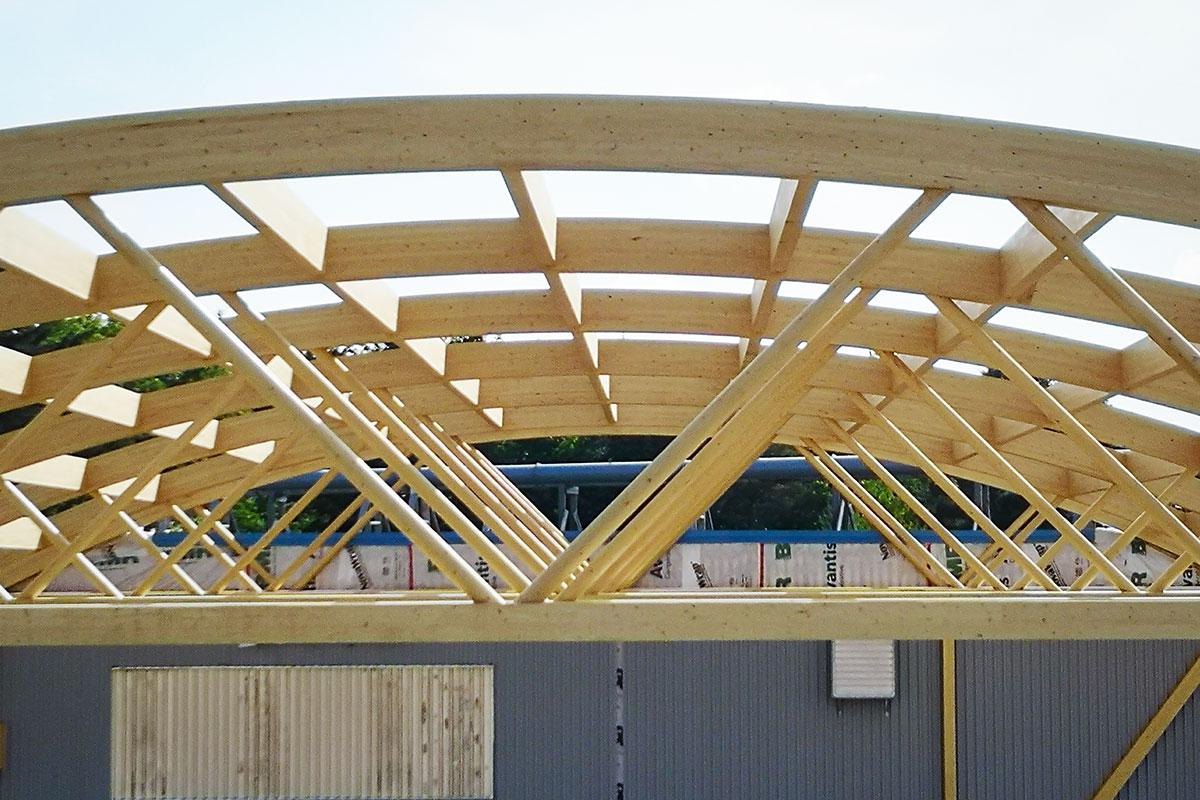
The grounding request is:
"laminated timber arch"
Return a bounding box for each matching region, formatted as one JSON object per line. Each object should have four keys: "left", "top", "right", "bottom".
{"left": 0, "top": 95, "right": 1198, "bottom": 643}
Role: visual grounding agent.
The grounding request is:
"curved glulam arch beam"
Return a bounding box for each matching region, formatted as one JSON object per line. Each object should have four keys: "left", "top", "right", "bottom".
{"left": 0, "top": 218, "right": 1196, "bottom": 342}
{"left": 0, "top": 336, "right": 1195, "bottom": 507}
{"left": 1, "top": 340, "right": 1195, "bottom": 511}
{"left": 0, "top": 295, "right": 1191, "bottom": 418}
{"left": 2, "top": 96, "right": 1198, "bottom": 224}
{"left": 0, "top": 345, "right": 1193, "bottom": 519}
{"left": 0, "top": 374, "right": 1194, "bottom": 552}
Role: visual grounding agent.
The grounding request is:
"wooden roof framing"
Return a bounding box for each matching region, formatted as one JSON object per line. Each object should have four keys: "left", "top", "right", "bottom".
{"left": 0, "top": 96, "right": 1197, "bottom": 642}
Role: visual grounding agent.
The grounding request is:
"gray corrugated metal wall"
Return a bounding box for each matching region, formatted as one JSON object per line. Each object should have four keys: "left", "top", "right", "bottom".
{"left": 0, "top": 641, "right": 939, "bottom": 800}
{"left": 0, "top": 643, "right": 612, "bottom": 800}
{"left": 2, "top": 640, "right": 1199, "bottom": 799}
{"left": 624, "top": 641, "right": 941, "bottom": 799}
{"left": 957, "top": 640, "right": 1200, "bottom": 800}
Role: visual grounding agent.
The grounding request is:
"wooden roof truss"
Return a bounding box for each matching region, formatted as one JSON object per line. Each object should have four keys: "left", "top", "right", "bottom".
{"left": 0, "top": 96, "right": 1196, "bottom": 642}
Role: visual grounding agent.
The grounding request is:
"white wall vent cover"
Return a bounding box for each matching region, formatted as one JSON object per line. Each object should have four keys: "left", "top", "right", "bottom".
{"left": 111, "top": 665, "right": 493, "bottom": 800}
{"left": 831, "top": 640, "right": 896, "bottom": 699}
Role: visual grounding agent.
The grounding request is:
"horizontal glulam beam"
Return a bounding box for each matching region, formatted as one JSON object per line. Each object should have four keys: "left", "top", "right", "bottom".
{"left": 4, "top": 594, "right": 1200, "bottom": 644}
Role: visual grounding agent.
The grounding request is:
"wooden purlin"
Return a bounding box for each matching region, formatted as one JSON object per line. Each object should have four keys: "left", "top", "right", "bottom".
{"left": 931, "top": 294, "right": 1200, "bottom": 577}
{"left": 0, "top": 379, "right": 1180, "bottom": 578}
{"left": 2, "top": 295, "right": 1191, "bottom": 455}
{"left": 740, "top": 177, "right": 817, "bottom": 365}
{"left": 35, "top": 393, "right": 1171, "bottom": 551}
{"left": 211, "top": 180, "right": 504, "bottom": 431}
{"left": 501, "top": 168, "right": 617, "bottom": 423}
{"left": 845, "top": 208, "right": 1116, "bottom": 439}
{"left": 0, "top": 370, "right": 240, "bottom": 467}
{"left": 0, "top": 332, "right": 1186, "bottom": 517}
{"left": 0, "top": 301, "right": 165, "bottom": 475}
{"left": 0, "top": 251, "right": 1190, "bottom": 424}
{"left": 1012, "top": 198, "right": 1200, "bottom": 387}
{"left": 3, "top": 218, "right": 1197, "bottom": 352}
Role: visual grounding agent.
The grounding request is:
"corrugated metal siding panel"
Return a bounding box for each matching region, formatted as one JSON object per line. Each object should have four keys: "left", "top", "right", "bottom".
{"left": 0, "top": 643, "right": 610, "bottom": 800}
{"left": 7, "top": 641, "right": 1200, "bottom": 800}
{"left": 1133, "top": 652, "right": 1200, "bottom": 800}
{"left": 623, "top": 640, "right": 941, "bottom": 800}
{"left": 957, "top": 640, "right": 1200, "bottom": 800}
{"left": 488, "top": 642, "right": 611, "bottom": 800}
{"left": 110, "top": 665, "right": 493, "bottom": 800}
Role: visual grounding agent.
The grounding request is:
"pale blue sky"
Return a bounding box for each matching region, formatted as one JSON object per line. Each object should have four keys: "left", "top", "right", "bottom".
{"left": 2, "top": 0, "right": 1197, "bottom": 144}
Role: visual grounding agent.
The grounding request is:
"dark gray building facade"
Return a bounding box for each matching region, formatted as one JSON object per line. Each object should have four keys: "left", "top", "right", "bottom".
{"left": 1, "top": 640, "right": 1197, "bottom": 799}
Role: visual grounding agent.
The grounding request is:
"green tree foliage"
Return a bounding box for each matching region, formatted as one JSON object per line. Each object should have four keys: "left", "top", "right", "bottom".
{"left": 476, "top": 436, "right": 1000, "bottom": 532}
{"left": 479, "top": 434, "right": 671, "bottom": 464}
{"left": 230, "top": 494, "right": 267, "bottom": 532}
{"left": 2, "top": 313, "right": 227, "bottom": 389}
{"left": 847, "top": 477, "right": 929, "bottom": 530}
{"left": 709, "top": 477, "right": 833, "bottom": 529}
{"left": 226, "top": 492, "right": 358, "bottom": 534}
{"left": 121, "top": 365, "right": 230, "bottom": 393}
{"left": 0, "top": 312, "right": 123, "bottom": 355}
{"left": 0, "top": 314, "right": 133, "bottom": 435}
{"left": 0, "top": 312, "right": 230, "bottom": 439}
